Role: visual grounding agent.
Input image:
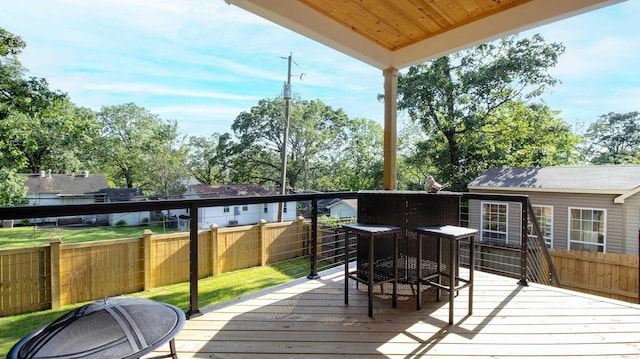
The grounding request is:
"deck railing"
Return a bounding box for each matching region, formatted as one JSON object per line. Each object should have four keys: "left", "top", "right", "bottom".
{"left": 0, "top": 191, "right": 561, "bottom": 317}
{"left": 460, "top": 193, "right": 559, "bottom": 287}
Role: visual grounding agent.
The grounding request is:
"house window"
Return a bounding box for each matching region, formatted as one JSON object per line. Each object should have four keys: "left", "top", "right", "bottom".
{"left": 263, "top": 204, "right": 268, "bottom": 214}
{"left": 242, "top": 205, "right": 248, "bottom": 211}
{"left": 529, "top": 205, "right": 553, "bottom": 248}
{"left": 223, "top": 206, "right": 229, "bottom": 213}
{"left": 568, "top": 207, "right": 605, "bottom": 252}
{"left": 481, "top": 202, "right": 508, "bottom": 245}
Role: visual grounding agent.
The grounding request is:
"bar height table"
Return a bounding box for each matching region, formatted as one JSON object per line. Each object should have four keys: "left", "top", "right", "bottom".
{"left": 343, "top": 223, "right": 402, "bottom": 317}
{"left": 415, "top": 225, "right": 477, "bottom": 325}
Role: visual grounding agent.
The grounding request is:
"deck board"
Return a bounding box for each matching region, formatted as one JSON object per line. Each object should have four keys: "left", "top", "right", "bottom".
{"left": 146, "top": 268, "right": 640, "bottom": 358}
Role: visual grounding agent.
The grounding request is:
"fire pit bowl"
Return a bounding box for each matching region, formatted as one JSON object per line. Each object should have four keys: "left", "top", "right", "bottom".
{"left": 8, "top": 296, "right": 185, "bottom": 359}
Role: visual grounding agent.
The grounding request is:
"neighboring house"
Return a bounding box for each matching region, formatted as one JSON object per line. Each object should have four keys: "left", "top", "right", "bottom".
{"left": 467, "top": 166, "right": 640, "bottom": 255}
{"left": 326, "top": 199, "right": 357, "bottom": 218}
{"left": 184, "top": 184, "right": 297, "bottom": 229}
{"left": 21, "top": 171, "right": 109, "bottom": 225}
{"left": 20, "top": 171, "right": 151, "bottom": 226}
{"left": 96, "top": 188, "right": 149, "bottom": 226}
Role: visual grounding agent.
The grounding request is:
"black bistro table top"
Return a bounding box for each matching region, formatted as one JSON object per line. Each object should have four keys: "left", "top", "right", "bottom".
{"left": 8, "top": 296, "right": 185, "bottom": 359}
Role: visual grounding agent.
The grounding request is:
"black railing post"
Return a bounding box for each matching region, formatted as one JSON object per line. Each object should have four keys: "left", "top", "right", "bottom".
{"left": 187, "top": 203, "right": 202, "bottom": 318}
{"left": 518, "top": 198, "right": 529, "bottom": 286}
{"left": 307, "top": 196, "right": 320, "bottom": 279}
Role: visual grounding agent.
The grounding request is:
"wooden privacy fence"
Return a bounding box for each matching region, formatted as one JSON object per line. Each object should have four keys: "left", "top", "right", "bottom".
{"left": 0, "top": 217, "right": 308, "bottom": 316}
{"left": 550, "top": 249, "right": 639, "bottom": 303}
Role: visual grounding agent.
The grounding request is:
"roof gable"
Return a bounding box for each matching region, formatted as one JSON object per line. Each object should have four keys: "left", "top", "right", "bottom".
{"left": 469, "top": 166, "right": 640, "bottom": 193}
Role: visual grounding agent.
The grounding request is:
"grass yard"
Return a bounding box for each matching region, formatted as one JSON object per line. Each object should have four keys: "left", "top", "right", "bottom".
{"left": 0, "top": 224, "right": 179, "bottom": 249}
{"left": 0, "top": 257, "right": 311, "bottom": 355}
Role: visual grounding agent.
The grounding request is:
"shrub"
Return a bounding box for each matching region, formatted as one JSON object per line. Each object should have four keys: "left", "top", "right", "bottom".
{"left": 115, "top": 219, "right": 127, "bottom": 227}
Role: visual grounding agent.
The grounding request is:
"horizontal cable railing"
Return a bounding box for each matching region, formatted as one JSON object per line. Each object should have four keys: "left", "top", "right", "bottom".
{"left": 0, "top": 192, "right": 357, "bottom": 317}
{"left": 1, "top": 191, "right": 562, "bottom": 317}
{"left": 459, "top": 193, "right": 560, "bottom": 287}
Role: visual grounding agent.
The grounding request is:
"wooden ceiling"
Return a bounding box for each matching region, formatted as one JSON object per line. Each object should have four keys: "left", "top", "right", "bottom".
{"left": 227, "top": 0, "right": 622, "bottom": 69}
{"left": 297, "top": 0, "right": 526, "bottom": 51}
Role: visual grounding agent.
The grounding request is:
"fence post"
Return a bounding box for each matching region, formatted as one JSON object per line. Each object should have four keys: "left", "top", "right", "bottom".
{"left": 259, "top": 219, "right": 267, "bottom": 266}
{"left": 211, "top": 224, "right": 219, "bottom": 276}
{"left": 143, "top": 229, "right": 153, "bottom": 291}
{"left": 49, "top": 236, "right": 61, "bottom": 310}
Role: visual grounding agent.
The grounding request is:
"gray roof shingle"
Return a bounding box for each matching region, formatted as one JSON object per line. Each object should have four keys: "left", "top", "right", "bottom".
{"left": 468, "top": 166, "right": 640, "bottom": 192}
{"left": 22, "top": 173, "right": 109, "bottom": 195}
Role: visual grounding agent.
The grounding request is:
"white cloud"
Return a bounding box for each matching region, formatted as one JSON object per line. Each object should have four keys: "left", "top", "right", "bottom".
{"left": 2, "top": 0, "right": 638, "bottom": 136}
{"left": 85, "top": 83, "right": 261, "bottom": 101}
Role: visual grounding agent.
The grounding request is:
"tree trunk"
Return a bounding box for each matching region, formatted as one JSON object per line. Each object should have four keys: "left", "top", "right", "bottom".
{"left": 444, "top": 129, "right": 459, "bottom": 167}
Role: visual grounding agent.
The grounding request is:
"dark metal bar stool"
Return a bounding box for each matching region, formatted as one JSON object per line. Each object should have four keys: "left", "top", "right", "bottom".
{"left": 343, "top": 223, "right": 402, "bottom": 317}
{"left": 414, "top": 225, "right": 477, "bottom": 325}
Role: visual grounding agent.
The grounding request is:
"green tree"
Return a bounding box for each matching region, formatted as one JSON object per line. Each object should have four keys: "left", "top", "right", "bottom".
{"left": 0, "top": 168, "right": 28, "bottom": 206}
{"left": 313, "top": 117, "right": 384, "bottom": 191}
{"left": 188, "top": 133, "right": 233, "bottom": 185}
{"left": 147, "top": 128, "right": 189, "bottom": 198}
{"left": 397, "top": 34, "right": 566, "bottom": 189}
{"left": 0, "top": 99, "right": 98, "bottom": 173}
{"left": 582, "top": 112, "right": 640, "bottom": 164}
{"left": 94, "top": 103, "right": 178, "bottom": 190}
{"left": 470, "top": 102, "right": 579, "bottom": 167}
{"left": 231, "top": 97, "right": 348, "bottom": 191}
{"left": 396, "top": 119, "right": 432, "bottom": 190}
{"left": 0, "top": 28, "right": 67, "bottom": 120}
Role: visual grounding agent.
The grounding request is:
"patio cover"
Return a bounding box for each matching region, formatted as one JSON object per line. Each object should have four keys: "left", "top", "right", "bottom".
{"left": 227, "top": 0, "right": 624, "bottom": 189}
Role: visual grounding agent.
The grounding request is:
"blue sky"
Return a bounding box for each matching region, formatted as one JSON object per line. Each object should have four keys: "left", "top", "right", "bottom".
{"left": 2, "top": 0, "right": 638, "bottom": 137}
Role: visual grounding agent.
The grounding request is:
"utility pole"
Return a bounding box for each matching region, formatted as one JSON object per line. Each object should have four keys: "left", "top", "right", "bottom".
{"left": 278, "top": 53, "right": 292, "bottom": 222}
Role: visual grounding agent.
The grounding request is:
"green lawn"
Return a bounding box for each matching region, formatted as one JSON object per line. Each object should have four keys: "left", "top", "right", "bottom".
{"left": 0, "top": 224, "right": 179, "bottom": 249}
{"left": 0, "top": 257, "right": 311, "bottom": 354}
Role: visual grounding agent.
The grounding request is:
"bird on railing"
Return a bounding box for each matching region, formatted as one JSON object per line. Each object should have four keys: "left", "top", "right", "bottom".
{"left": 425, "top": 175, "right": 448, "bottom": 193}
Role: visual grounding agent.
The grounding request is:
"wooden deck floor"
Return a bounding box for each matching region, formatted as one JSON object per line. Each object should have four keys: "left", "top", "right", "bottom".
{"left": 148, "top": 268, "right": 640, "bottom": 358}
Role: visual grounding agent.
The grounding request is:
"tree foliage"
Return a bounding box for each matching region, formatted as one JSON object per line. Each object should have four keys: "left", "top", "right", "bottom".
{"left": 0, "top": 168, "right": 28, "bottom": 206}
{"left": 146, "top": 130, "right": 189, "bottom": 198}
{"left": 582, "top": 112, "right": 640, "bottom": 164}
{"left": 230, "top": 97, "right": 349, "bottom": 191}
{"left": 312, "top": 117, "right": 384, "bottom": 190}
{"left": 0, "top": 28, "right": 67, "bottom": 120}
{"left": 188, "top": 133, "right": 233, "bottom": 185}
{"left": 397, "top": 34, "right": 568, "bottom": 189}
{"left": 93, "top": 103, "right": 185, "bottom": 193}
{"left": 0, "top": 100, "right": 99, "bottom": 173}
{"left": 3, "top": 26, "right": 622, "bottom": 203}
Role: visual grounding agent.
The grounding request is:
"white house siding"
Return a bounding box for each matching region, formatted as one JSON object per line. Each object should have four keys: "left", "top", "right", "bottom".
{"left": 27, "top": 194, "right": 96, "bottom": 224}
{"left": 197, "top": 202, "right": 297, "bottom": 229}
{"left": 329, "top": 203, "right": 357, "bottom": 218}
{"left": 469, "top": 190, "right": 627, "bottom": 254}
